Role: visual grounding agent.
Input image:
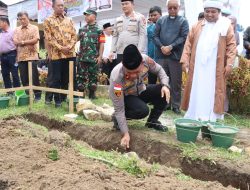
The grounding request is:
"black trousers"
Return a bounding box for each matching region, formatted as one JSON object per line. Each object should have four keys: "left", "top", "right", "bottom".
{"left": 0, "top": 50, "right": 20, "bottom": 89}
{"left": 124, "top": 84, "right": 168, "bottom": 120}
{"left": 46, "top": 57, "right": 76, "bottom": 104}
{"left": 157, "top": 58, "right": 182, "bottom": 109}
{"left": 18, "top": 61, "right": 41, "bottom": 98}
{"left": 101, "top": 59, "right": 118, "bottom": 79}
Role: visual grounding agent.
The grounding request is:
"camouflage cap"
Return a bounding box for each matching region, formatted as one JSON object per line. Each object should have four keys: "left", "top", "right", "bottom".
{"left": 83, "top": 9, "right": 97, "bottom": 16}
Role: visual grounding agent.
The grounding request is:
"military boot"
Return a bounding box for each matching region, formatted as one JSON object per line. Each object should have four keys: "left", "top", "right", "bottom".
{"left": 89, "top": 90, "right": 97, "bottom": 99}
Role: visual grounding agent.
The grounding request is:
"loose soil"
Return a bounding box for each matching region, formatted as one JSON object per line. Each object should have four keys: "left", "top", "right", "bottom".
{"left": 0, "top": 119, "right": 235, "bottom": 190}
{"left": 23, "top": 113, "right": 250, "bottom": 190}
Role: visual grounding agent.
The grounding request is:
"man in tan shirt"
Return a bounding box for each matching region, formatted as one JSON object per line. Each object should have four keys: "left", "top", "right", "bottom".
{"left": 44, "top": 0, "right": 77, "bottom": 107}
{"left": 13, "top": 11, "right": 41, "bottom": 101}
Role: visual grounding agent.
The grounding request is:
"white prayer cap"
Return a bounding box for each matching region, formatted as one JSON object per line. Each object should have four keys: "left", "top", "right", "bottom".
{"left": 204, "top": 0, "right": 223, "bottom": 10}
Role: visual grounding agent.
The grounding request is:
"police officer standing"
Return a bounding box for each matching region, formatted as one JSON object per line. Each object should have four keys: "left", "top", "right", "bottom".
{"left": 77, "top": 9, "right": 105, "bottom": 99}
{"left": 109, "top": 0, "right": 147, "bottom": 64}
{"left": 109, "top": 44, "right": 170, "bottom": 149}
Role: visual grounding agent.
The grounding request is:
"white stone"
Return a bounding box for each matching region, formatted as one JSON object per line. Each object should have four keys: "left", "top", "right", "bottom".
{"left": 64, "top": 114, "right": 78, "bottom": 122}
{"left": 102, "top": 103, "right": 112, "bottom": 109}
{"left": 76, "top": 99, "right": 96, "bottom": 114}
{"left": 95, "top": 106, "right": 114, "bottom": 122}
{"left": 228, "top": 146, "right": 243, "bottom": 154}
{"left": 83, "top": 110, "right": 102, "bottom": 121}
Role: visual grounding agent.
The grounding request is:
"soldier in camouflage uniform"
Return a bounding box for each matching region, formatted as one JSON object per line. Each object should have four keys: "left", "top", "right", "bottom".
{"left": 77, "top": 9, "right": 105, "bottom": 99}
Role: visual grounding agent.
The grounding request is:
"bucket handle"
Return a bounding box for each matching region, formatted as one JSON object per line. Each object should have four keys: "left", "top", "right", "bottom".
{"left": 221, "top": 112, "right": 237, "bottom": 128}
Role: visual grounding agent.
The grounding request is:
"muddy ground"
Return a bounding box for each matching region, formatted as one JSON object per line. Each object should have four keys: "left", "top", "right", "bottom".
{"left": 0, "top": 118, "right": 237, "bottom": 190}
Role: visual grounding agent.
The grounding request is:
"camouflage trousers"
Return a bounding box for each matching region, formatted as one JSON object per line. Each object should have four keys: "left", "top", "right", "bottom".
{"left": 76, "top": 61, "right": 98, "bottom": 92}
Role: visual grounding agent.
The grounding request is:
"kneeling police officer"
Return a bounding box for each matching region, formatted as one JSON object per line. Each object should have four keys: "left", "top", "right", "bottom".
{"left": 109, "top": 44, "right": 170, "bottom": 148}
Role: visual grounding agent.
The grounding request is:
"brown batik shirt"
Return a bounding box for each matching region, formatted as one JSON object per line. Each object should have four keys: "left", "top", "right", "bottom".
{"left": 13, "top": 24, "right": 40, "bottom": 62}
{"left": 44, "top": 14, "right": 77, "bottom": 60}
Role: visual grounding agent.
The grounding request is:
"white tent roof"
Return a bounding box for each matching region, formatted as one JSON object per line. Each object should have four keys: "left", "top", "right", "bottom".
{"left": 0, "top": 0, "right": 25, "bottom": 6}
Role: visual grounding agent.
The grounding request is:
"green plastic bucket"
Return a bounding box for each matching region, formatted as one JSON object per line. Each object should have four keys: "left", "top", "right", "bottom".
{"left": 0, "top": 97, "right": 10, "bottom": 109}
{"left": 174, "top": 118, "right": 202, "bottom": 143}
{"left": 15, "top": 90, "right": 26, "bottom": 105}
{"left": 17, "top": 95, "right": 29, "bottom": 106}
{"left": 201, "top": 121, "right": 223, "bottom": 139}
{"left": 210, "top": 126, "right": 239, "bottom": 148}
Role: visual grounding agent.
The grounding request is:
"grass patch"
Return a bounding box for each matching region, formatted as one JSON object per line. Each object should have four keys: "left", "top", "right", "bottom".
{"left": 177, "top": 142, "right": 247, "bottom": 162}
{"left": 48, "top": 147, "right": 59, "bottom": 161}
{"left": 175, "top": 169, "right": 192, "bottom": 181}
{"left": 73, "top": 141, "right": 159, "bottom": 178}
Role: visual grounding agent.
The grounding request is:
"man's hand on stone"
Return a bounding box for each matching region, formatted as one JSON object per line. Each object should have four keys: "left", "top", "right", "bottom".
{"left": 121, "top": 132, "right": 130, "bottom": 149}
{"left": 161, "top": 86, "right": 170, "bottom": 103}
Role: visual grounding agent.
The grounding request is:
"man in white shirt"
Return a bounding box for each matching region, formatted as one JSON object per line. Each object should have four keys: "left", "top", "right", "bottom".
{"left": 101, "top": 23, "right": 114, "bottom": 82}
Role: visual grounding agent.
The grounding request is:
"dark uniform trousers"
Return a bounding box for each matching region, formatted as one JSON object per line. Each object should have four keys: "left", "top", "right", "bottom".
{"left": 0, "top": 50, "right": 20, "bottom": 88}
{"left": 157, "top": 58, "right": 182, "bottom": 109}
{"left": 46, "top": 57, "right": 76, "bottom": 104}
{"left": 18, "top": 60, "right": 41, "bottom": 99}
{"left": 124, "top": 84, "right": 168, "bottom": 121}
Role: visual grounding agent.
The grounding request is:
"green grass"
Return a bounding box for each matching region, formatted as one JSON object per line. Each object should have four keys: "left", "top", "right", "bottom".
{"left": 177, "top": 142, "right": 247, "bottom": 162}
{"left": 73, "top": 141, "right": 159, "bottom": 177}
{"left": 175, "top": 169, "right": 192, "bottom": 181}
{"left": 48, "top": 147, "right": 59, "bottom": 161}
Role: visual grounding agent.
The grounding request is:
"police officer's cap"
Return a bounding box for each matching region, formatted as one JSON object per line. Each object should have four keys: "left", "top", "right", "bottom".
{"left": 121, "top": 0, "right": 134, "bottom": 2}
{"left": 83, "top": 9, "right": 97, "bottom": 16}
{"left": 123, "top": 44, "right": 142, "bottom": 70}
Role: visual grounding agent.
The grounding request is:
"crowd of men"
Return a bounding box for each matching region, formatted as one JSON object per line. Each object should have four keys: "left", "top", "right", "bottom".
{"left": 0, "top": 0, "right": 248, "bottom": 147}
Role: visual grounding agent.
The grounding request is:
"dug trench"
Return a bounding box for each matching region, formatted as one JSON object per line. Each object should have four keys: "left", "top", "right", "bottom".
{"left": 14, "top": 113, "right": 250, "bottom": 190}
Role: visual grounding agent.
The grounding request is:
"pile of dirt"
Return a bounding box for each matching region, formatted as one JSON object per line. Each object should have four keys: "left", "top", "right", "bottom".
{"left": 0, "top": 119, "right": 235, "bottom": 190}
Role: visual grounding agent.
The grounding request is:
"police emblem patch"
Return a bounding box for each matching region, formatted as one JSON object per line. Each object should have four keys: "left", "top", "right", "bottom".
{"left": 114, "top": 84, "right": 122, "bottom": 98}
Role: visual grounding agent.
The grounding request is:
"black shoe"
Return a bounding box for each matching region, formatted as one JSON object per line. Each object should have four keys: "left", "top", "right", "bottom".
{"left": 146, "top": 120, "right": 168, "bottom": 132}
{"left": 34, "top": 96, "right": 41, "bottom": 102}
{"left": 112, "top": 115, "right": 119, "bottom": 131}
{"left": 164, "top": 105, "right": 171, "bottom": 111}
{"left": 45, "top": 100, "right": 52, "bottom": 105}
{"left": 55, "top": 103, "right": 62, "bottom": 108}
{"left": 172, "top": 107, "right": 181, "bottom": 114}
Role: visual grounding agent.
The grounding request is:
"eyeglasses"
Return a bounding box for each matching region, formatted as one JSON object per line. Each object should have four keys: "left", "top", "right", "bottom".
{"left": 168, "top": 6, "right": 178, "bottom": 10}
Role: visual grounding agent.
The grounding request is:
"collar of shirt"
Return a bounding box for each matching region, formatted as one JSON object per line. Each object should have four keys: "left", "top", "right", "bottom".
{"left": 123, "top": 11, "right": 135, "bottom": 19}
{"left": 53, "top": 13, "right": 65, "bottom": 19}
{"left": 21, "top": 23, "right": 31, "bottom": 29}
{"left": 1, "top": 28, "right": 11, "bottom": 33}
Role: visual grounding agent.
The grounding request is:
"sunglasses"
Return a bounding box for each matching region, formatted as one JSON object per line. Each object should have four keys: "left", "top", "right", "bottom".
{"left": 168, "top": 6, "right": 178, "bottom": 10}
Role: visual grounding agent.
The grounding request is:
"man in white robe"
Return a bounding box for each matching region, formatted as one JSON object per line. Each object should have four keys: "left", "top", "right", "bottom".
{"left": 180, "top": 0, "right": 237, "bottom": 121}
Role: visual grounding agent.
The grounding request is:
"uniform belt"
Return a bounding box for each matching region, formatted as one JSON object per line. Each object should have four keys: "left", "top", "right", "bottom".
{"left": 1, "top": 50, "right": 16, "bottom": 56}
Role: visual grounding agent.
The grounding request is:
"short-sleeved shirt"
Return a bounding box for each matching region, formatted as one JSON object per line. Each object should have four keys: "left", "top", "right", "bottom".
{"left": 13, "top": 24, "right": 40, "bottom": 62}
{"left": 78, "top": 23, "right": 105, "bottom": 63}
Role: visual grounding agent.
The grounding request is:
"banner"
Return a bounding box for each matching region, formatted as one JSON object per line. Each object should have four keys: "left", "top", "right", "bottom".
{"left": 38, "top": 0, "right": 112, "bottom": 23}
